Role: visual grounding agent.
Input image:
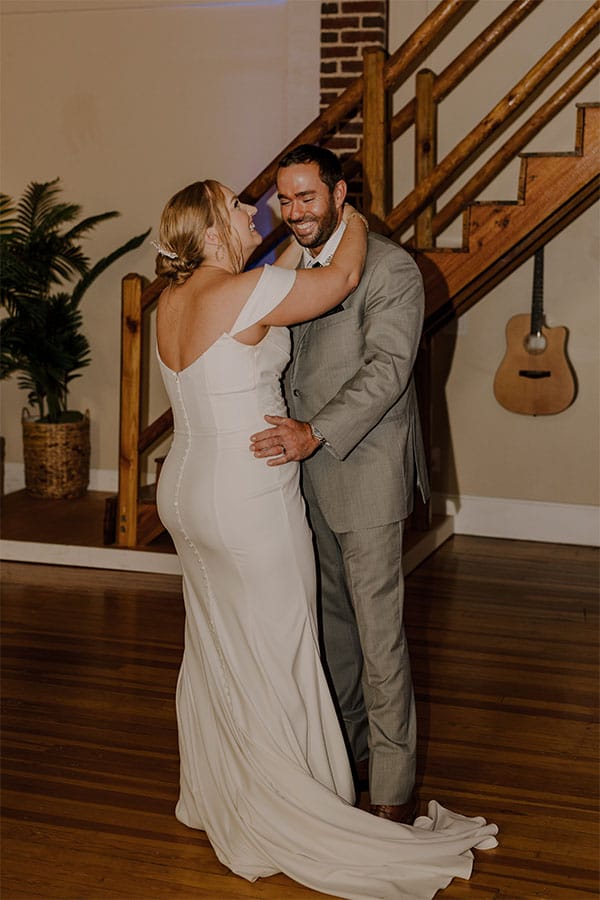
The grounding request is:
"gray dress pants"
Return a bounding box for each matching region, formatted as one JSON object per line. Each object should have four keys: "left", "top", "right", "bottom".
{"left": 304, "top": 476, "right": 417, "bottom": 805}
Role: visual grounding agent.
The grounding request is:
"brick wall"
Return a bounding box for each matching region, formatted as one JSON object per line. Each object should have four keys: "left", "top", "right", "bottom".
{"left": 320, "top": 0, "right": 388, "bottom": 200}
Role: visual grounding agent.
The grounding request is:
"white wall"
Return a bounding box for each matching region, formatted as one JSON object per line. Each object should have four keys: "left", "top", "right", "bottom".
{"left": 1, "top": 0, "right": 320, "bottom": 487}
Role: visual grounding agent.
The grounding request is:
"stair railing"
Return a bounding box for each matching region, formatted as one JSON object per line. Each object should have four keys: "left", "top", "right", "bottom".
{"left": 117, "top": 0, "right": 599, "bottom": 547}
{"left": 244, "top": 0, "right": 549, "bottom": 261}
{"left": 385, "top": 2, "right": 600, "bottom": 241}
{"left": 428, "top": 53, "right": 600, "bottom": 243}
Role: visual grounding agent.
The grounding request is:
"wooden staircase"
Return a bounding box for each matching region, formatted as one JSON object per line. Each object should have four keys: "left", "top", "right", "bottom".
{"left": 113, "top": 0, "right": 600, "bottom": 549}
{"left": 419, "top": 103, "right": 599, "bottom": 335}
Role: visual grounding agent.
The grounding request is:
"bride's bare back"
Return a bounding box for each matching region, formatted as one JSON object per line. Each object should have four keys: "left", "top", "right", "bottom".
{"left": 156, "top": 267, "right": 264, "bottom": 373}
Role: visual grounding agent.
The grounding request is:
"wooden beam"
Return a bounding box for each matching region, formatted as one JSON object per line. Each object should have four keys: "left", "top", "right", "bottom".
{"left": 414, "top": 69, "right": 437, "bottom": 249}
{"left": 387, "top": 2, "right": 600, "bottom": 239}
{"left": 239, "top": 0, "right": 471, "bottom": 206}
{"left": 118, "top": 274, "right": 144, "bottom": 547}
{"left": 362, "top": 47, "right": 390, "bottom": 229}
{"left": 390, "top": 0, "right": 544, "bottom": 144}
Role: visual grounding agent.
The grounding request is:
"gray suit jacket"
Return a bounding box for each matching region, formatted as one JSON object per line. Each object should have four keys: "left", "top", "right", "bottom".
{"left": 285, "top": 232, "right": 430, "bottom": 533}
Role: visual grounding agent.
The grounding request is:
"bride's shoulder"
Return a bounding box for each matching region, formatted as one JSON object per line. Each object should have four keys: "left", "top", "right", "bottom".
{"left": 233, "top": 266, "right": 265, "bottom": 295}
{"left": 235, "top": 264, "right": 295, "bottom": 298}
{"left": 223, "top": 267, "right": 275, "bottom": 312}
{"left": 197, "top": 266, "right": 262, "bottom": 302}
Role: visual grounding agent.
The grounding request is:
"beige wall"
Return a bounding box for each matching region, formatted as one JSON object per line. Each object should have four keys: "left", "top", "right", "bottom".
{"left": 0, "top": 0, "right": 321, "bottom": 484}
{"left": 2, "top": 0, "right": 598, "bottom": 521}
{"left": 389, "top": 0, "right": 599, "bottom": 511}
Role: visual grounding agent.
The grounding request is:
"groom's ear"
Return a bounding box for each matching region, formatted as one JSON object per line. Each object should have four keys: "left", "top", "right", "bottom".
{"left": 333, "top": 179, "right": 347, "bottom": 210}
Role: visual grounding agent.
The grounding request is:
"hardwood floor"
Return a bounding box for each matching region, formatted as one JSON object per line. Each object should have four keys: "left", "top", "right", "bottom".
{"left": 1, "top": 536, "right": 598, "bottom": 899}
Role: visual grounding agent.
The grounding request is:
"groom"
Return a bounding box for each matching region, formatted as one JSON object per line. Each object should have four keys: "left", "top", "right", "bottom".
{"left": 251, "top": 144, "right": 429, "bottom": 824}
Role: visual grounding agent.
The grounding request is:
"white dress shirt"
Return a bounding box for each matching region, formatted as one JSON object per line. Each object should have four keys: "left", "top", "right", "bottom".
{"left": 302, "top": 221, "right": 346, "bottom": 268}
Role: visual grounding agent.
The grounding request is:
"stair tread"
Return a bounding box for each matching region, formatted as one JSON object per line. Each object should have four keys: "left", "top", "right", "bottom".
{"left": 419, "top": 105, "right": 598, "bottom": 329}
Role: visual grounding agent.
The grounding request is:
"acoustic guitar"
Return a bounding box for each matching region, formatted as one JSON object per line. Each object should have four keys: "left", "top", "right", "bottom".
{"left": 493, "top": 246, "right": 576, "bottom": 415}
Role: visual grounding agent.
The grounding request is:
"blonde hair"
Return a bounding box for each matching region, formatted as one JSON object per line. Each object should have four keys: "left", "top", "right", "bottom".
{"left": 155, "top": 180, "right": 244, "bottom": 285}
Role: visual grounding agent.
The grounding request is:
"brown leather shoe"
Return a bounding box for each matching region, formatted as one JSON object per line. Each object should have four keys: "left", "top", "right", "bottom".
{"left": 369, "top": 793, "right": 418, "bottom": 825}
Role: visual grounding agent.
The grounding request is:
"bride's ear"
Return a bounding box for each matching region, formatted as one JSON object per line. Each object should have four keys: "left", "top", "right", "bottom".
{"left": 205, "top": 228, "right": 220, "bottom": 247}
{"left": 333, "top": 179, "right": 347, "bottom": 211}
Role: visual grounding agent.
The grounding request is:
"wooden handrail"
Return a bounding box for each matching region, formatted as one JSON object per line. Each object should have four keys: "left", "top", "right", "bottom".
{"left": 240, "top": 0, "right": 470, "bottom": 206}
{"left": 339, "top": 0, "right": 544, "bottom": 194}
{"left": 139, "top": 408, "right": 173, "bottom": 455}
{"left": 245, "top": 0, "right": 473, "bottom": 262}
{"left": 387, "top": 1, "right": 600, "bottom": 239}
{"left": 382, "top": 0, "right": 472, "bottom": 94}
{"left": 430, "top": 51, "right": 600, "bottom": 238}
{"left": 141, "top": 276, "right": 166, "bottom": 313}
{"left": 247, "top": 0, "right": 547, "bottom": 262}
{"left": 389, "top": 0, "right": 544, "bottom": 145}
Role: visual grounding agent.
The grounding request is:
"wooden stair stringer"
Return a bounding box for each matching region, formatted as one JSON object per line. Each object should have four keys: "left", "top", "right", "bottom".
{"left": 419, "top": 103, "right": 599, "bottom": 336}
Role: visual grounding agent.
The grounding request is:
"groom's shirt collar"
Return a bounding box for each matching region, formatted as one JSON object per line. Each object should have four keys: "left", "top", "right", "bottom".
{"left": 302, "top": 221, "right": 346, "bottom": 268}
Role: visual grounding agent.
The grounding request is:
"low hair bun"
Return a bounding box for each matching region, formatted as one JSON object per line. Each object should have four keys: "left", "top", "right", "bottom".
{"left": 155, "top": 252, "right": 200, "bottom": 286}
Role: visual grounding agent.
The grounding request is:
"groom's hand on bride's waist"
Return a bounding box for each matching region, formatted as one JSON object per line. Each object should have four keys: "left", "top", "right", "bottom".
{"left": 250, "top": 415, "right": 321, "bottom": 466}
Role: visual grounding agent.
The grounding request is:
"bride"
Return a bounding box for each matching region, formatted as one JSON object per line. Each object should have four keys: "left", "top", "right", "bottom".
{"left": 153, "top": 178, "right": 498, "bottom": 900}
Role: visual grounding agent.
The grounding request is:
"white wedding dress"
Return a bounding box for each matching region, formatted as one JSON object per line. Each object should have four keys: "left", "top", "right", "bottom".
{"left": 156, "top": 264, "right": 498, "bottom": 900}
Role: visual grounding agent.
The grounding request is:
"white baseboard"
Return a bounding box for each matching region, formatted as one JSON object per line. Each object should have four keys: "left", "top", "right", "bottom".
{"left": 0, "top": 539, "right": 181, "bottom": 575}
{"left": 4, "top": 463, "right": 25, "bottom": 494}
{"left": 433, "top": 493, "right": 600, "bottom": 547}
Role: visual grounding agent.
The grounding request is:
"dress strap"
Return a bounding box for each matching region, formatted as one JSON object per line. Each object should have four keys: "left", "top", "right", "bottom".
{"left": 230, "top": 265, "right": 296, "bottom": 335}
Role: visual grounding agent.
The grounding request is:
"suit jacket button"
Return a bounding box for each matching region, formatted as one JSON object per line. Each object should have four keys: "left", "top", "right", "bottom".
{"left": 293, "top": 389, "right": 300, "bottom": 397}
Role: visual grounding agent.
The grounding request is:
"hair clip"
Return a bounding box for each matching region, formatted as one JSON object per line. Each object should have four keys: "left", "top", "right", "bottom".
{"left": 150, "top": 240, "right": 178, "bottom": 259}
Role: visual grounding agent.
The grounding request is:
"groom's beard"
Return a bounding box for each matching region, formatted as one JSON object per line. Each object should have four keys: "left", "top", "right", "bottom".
{"left": 285, "top": 199, "right": 339, "bottom": 251}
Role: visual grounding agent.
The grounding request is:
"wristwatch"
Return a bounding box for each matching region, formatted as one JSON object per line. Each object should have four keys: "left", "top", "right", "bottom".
{"left": 310, "top": 423, "right": 327, "bottom": 447}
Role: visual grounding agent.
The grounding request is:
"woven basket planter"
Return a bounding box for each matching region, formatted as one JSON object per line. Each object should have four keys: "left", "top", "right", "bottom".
{"left": 22, "top": 412, "right": 90, "bottom": 499}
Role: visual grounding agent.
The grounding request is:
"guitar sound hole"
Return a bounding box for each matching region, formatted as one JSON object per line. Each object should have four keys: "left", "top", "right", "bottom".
{"left": 524, "top": 332, "right": 547, "bottom": 354}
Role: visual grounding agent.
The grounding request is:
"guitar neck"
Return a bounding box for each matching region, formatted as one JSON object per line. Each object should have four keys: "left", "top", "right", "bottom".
{"left": 530, "top": 246, "right": 544, "bottom": 335}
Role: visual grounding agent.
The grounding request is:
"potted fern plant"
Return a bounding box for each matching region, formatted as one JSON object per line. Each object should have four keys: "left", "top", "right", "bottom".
{"left": 0, "top": 179, "right": 149, "bottom": 499}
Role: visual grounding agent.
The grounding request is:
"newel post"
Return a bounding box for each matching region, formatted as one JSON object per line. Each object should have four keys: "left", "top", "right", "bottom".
{"left": 414, "top": 68, "right": 437, "bottom": 249}
{"left": 362, "top": 46, "right": 391, "bottom": 231}
{"left": 118, "top": 273, "right": 144, "bottom": 547}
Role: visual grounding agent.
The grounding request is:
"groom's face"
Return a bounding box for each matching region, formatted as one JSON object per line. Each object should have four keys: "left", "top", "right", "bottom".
{"left": 276, "top": 162, "right": 345, "bottom": 257}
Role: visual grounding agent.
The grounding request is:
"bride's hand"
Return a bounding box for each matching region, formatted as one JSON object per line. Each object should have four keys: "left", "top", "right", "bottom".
{"left": 342, "top": 204, "right": 369, "bottom": 230}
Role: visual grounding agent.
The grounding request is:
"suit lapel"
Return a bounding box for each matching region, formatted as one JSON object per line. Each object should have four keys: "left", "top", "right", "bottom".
{"left": 292, "top": 257, "right": 313, "bottom": 358}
